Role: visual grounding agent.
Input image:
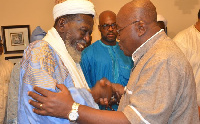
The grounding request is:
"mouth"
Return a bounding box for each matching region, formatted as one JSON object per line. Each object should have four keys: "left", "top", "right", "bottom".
{"left": 107, "top": 33, "right": 115, "bottom": 36}
{"left": 76, "top": 42, "right": 86, "bottom": 51}
{"left": 77, "top": 43, "right": 84, "bottom": 49}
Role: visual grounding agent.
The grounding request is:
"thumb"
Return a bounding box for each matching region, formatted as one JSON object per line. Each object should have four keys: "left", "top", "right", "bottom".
{"left": 99, "top": 78, "right": 106, "bottom": 87}
{"left": 100, "top": 77, "right": 111, "bottom": 87}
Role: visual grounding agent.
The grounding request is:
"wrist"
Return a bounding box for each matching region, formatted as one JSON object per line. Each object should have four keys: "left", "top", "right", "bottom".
{"left": 67, "top": 102, "right": 80, "bottom": 122}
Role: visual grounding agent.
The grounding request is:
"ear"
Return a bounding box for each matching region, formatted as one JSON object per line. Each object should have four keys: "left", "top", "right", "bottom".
{"left": 57, "top": 18, "right": 66, "bottom": 33}
{"left": 136, "top": 21, "right": 146, "bottom": 37}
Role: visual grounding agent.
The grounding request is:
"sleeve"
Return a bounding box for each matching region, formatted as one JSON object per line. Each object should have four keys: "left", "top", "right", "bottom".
{"left": 22, "top": 43, "right": 57, "bottom": 90}
{"left": 80, "top": 51, "right": 93, "bottom": 88}
{"left": 18, "top": 42, "right": 71, "bottom": 123}
{"left": 6, "top": 62, "right": 20, "bottom": 124}
{"left": 122, "top": 59, "right": 184, "bottom": 124}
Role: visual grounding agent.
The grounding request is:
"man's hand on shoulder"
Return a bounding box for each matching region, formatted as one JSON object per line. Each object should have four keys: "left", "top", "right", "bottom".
{"left": 28, "top": 84, "right": 74, "bottom": 119}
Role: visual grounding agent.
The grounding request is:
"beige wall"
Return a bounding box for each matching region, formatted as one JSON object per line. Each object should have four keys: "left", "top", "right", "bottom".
{"left": 0, "top": 0, "right": 199, "bottom": 45}
{"left": 0, "top": 0, "right": 55, "bottom": 35}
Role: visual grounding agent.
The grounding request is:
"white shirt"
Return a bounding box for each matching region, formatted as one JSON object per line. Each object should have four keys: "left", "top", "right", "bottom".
{"left": 173, "top": 25, "right": 200, "bottom": 106}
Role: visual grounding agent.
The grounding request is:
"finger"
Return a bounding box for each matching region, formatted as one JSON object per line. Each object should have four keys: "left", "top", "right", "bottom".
{"left": 99, "top": 78, "right": 106, "bottom": 87}
{"left": 99, "top": 78, "right": 111, "bottom": 87}
{"left": 56, "top": 84, "right": 69, "bottom": 93}
{"left": 103, "top": 98, "right": 109, "bottom": 105}
{"left": 28, "top": 91, "right": 46, "bottom": 103}
{"left": 116, "top": 92, "right": 121, "bottom": 99}
{"left": 105, "top": 79, "right": 112, "bottom": 86}
{"left": 99, "top": 98, "right": 105, "bottom": 105}
{"left": 29, "top": 99, "right": 43, "bottom": 109}
{"left": 99, "top": 98, "right": 108, "bottom": 106}
{"left": 33, "top": 108, "right": 49, "bottom": 116}
{"left": 33, "top": 86, "right": 53, "bottom": 97}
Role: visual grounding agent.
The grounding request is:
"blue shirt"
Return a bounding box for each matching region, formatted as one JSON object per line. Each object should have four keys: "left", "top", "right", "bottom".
{"left": 80, "top": 40, "right": 133, "bottom": 110}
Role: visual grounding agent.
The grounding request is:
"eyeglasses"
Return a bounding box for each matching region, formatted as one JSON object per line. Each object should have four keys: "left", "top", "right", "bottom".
{"left": 117, "top": 21, "right": 139, "bottom": 34}
{"left": 100, "top": 23, "right": 117, "bottom": 30}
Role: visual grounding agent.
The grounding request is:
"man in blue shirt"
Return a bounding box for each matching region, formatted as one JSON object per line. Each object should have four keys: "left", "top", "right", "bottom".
{"left": 80, "top": 10, "right": 133, "bottom": 110}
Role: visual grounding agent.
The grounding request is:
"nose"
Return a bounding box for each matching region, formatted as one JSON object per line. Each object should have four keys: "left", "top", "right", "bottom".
{"left": 83, "top": 34, "right": 92, "bottom": 45}
{"left": 108, "top": 25, "right": 114, "bottom": 31}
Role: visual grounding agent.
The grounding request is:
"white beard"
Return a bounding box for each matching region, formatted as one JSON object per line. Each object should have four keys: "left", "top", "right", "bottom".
{"left": 65, "top": 40, "right": 81, "bottom": 63}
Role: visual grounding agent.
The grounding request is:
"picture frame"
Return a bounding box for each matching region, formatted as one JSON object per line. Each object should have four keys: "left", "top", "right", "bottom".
{"left": 1, "top": 25, "right": 30, "bottom": 54}
{"left": 5, "top": 56, "right": 23, "bottom": 65}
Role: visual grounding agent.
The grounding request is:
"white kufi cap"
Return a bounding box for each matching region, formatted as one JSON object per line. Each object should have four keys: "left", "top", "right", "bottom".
{"left": 53, "top": 0, "right": 95, "bottom": 21}
{"left": 157, "top": 14, "right": 167, "bottom": 27}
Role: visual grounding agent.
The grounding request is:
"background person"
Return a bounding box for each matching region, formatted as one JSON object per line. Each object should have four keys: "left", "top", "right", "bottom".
{"left": 0, "top": 40, "right": 14, "bottom": 124}
{"left": 173, "top": 9, "right": 200, "bottom": 118}
{"left": 80, "top": 10, "right": 133, "bottom": 111}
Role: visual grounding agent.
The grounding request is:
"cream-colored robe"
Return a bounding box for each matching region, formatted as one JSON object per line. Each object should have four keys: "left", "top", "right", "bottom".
{"left": 0, "top": 55, "right": 13, "bottom": 123}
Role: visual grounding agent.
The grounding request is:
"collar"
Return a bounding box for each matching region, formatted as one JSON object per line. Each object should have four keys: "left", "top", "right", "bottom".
{"left": 193, "top": 25, "right": 200, "bottom": 33}
{"left": 132, "top": 29, "right": 164, "bottom": 66}
{"left": 99, "top": 40, "right": 118, "bottom": 48}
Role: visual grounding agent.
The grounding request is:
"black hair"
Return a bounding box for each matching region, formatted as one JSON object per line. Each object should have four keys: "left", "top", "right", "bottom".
{"left": 54, "top": 14, "right": 94, "bottom": 27}
{"left": 198, "top": 9, "right": 200, "bottom": 19}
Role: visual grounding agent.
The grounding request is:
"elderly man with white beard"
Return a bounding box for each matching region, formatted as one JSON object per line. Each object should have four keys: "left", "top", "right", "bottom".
{"left": 18, "top": 0, "right": 112, "bottom": 123}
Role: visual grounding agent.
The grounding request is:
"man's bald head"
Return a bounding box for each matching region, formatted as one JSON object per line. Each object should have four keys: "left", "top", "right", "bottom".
{"left": 98, "top": 10, "right": 118, "bottom": 45}
{"left": 99, "top": 10, "right": 116, "bottom": 24}
{"left": 117, "top": 0, "right": 160, "bottom": 56}
{"left": 117, "top": 0, "right": 157, "bottom": 26}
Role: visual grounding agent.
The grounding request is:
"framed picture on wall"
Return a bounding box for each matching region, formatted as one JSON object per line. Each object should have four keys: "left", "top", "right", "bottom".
{"left": 5, "top": 56, "right": 23, "bottom": 65}
{"left": 1, "top": 25, "right": 30, "bottom": 54}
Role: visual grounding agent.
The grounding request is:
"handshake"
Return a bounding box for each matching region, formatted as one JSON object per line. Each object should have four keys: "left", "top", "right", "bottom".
{"left": 28, "top": 78, "right": 125, "bottom": 118}
{"left": 91, "top": 78, "right": 125, "bottom": 110}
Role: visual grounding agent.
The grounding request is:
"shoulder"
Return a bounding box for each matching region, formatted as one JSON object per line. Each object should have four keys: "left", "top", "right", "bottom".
{"left": 173, "top": 25, "right": 194, "bottom": 41}
{"left": 154, "top": 36, "right": 182, "bottom": 57}
{"left": 24, "top": 40, "right": 54, "bottom": 56}
{"left": 150, "top": 37, "right": 190, "bottom": 70}
{"left": 28, "top": 40, "right": 51, "bottom": 50}
{"left": 22, "top": 40, "right": 57, "bottom": 64}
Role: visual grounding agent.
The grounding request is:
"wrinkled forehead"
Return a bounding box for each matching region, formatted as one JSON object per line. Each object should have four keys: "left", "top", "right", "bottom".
{"left": 74, "top": 14, "right": 94, "bottom": 26}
